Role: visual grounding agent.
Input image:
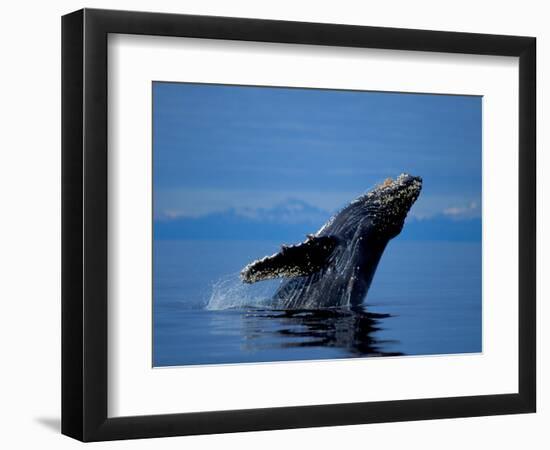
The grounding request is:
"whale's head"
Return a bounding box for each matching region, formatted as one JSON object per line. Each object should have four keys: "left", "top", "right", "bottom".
{"left": 329, "top": 173, "right": 422, "bottom": 241}
{"left": 363, "top": 173, "right": 422, "bottom": 238}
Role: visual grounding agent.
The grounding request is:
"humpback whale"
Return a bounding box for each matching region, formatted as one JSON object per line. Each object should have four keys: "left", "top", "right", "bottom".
{"left": 240, "top": 173, "right": 422, "bottom": 309}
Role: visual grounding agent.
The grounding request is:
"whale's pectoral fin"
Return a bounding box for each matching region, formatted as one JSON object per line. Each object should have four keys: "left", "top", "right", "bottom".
{"left": 240, "top": 236, "right": 339, "bottom": 284}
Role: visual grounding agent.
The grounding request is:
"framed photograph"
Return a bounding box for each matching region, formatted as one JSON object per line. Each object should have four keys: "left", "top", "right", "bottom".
{"left": 61, "top": 8, "right": 536, "bottom": 442}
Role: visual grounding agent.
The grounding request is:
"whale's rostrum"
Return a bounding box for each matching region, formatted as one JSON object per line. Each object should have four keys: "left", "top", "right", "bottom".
{"left": 240, "top": 173, "right": 422, "bottom": 309}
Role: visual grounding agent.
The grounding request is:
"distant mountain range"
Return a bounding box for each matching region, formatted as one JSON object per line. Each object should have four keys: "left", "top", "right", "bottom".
{"left": 154, "top": 199, "right": 481, "bottom": 242}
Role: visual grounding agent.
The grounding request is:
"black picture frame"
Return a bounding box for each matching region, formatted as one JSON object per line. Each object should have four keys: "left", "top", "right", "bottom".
{"left": 61, "top": 8, "right": 536, "bottom": 442}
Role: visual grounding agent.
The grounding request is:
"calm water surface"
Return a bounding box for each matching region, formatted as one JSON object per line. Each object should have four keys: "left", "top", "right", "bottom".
{"left": 153, "top": 240, "right": 481, "bottom": 366}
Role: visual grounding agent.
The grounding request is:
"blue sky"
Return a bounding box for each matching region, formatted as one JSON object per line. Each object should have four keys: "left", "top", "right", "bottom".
{"left": 153, "top": 82, "right": 481, "bottom": 240}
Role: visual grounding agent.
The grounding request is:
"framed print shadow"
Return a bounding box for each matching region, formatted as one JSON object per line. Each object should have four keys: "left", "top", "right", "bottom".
{"left": 61, "top": 8, "right": 536, "bottom": 442}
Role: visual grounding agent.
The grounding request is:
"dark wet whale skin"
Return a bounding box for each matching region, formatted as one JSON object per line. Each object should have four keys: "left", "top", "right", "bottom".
{"left": 271, "top": 174, "right": 422, "bottom": 309}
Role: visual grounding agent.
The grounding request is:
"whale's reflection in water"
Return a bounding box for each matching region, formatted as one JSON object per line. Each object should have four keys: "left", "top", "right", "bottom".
{"left": 239, "top": 307, "right": 403, "bottom": 358}
{"left": 154, "top": 306, "right": 403, "bottom": 366}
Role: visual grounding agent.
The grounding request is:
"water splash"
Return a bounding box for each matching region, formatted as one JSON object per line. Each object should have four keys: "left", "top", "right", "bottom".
{"left": 206, "top": 272, "right": 281, "bottom": 310}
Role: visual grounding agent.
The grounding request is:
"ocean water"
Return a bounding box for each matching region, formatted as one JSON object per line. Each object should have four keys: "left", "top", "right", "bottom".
{"left": 153, "top": 240, "right": 481, "bottom": 367}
